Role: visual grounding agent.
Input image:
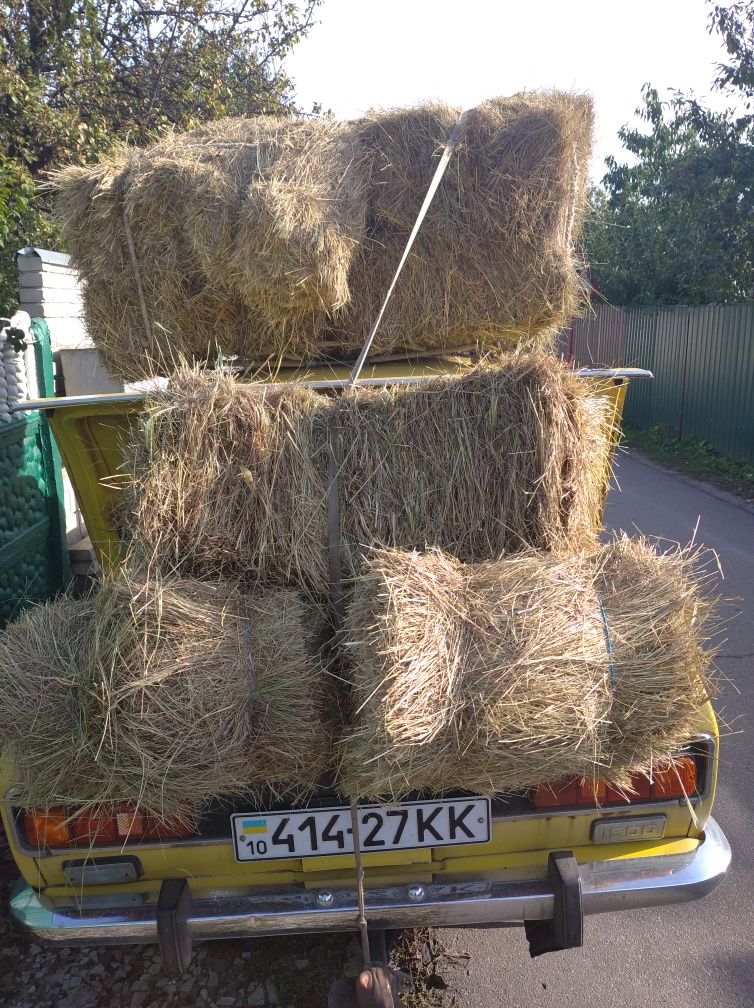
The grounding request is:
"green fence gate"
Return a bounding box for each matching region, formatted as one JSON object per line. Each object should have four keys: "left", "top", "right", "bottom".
{"left": 0, "top": 319, "right": 69, "bottom": 626}
{"left": 567, "top": 303, "right": 754, "bottom": 465}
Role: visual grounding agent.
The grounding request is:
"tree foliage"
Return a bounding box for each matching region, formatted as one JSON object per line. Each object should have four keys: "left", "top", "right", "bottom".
{"left": 583, "top": 1, "right": 754, "bottom": 306}
{"left": 0, "top": 0, "right": 319, "bottom": 311}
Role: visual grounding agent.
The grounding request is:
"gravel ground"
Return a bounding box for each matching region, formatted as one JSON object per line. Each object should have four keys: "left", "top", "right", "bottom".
{"left": 0, "top": 825, "right": 457, "bottom": 1008}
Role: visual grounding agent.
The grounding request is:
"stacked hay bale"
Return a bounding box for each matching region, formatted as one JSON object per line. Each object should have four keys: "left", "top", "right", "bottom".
{"left": 339, "top": 538, "right": 715, "bottom": 799}
{"left": 51, "top": 92, "right": 593, "bottom": 380}
{"left": 0, "top": 89, "right": 715, "bottom": 816}
{"left": 122, "top": 352, "right": 616, "bottom": 601}
{"left": 0, "top": 355, "right": 716, "bottom": 808}
{"left": 341, "top": 94, "right": 593, "bottom": 355}
{"left": 51, "top": 117, "right": 370, "bottom": 377}
{"left": 0, "top": 573, "right": 330, "bottom": 813}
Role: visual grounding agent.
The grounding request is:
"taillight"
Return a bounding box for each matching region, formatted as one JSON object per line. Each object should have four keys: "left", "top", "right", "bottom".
{"left": 24, "top": 809, "right": 71, "bottom": 848}
{"left": 530, "top": 778, "right": 607, "bottom": 808}
{"left": 22, "top": 804, "right": 196, "bottom": 849}
{"left": 143, "top": 811, "right": 196, "bottom": 842}
{"left": 70, "top": 809, "right": 121, "bottom": 845}
{"left": 602, "top": 775, "right": 652, "bottom": 803}
{"left": 530, "top": 756, "right": 698, "bottom": 809}
{"left": 68, "top": 804, "right": 145, "bottom": 845}
{"left": 648, "top": 756, "right": 697, "bottom": 799}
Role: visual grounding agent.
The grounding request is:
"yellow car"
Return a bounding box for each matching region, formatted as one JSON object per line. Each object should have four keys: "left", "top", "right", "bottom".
{"left": 2, "top": 360, "right": 730, "bottom": 972}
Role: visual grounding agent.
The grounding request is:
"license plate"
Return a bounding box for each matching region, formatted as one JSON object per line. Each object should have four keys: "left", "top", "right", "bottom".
{"left": 231, "top": 797, "right": 491, "bottom": 862}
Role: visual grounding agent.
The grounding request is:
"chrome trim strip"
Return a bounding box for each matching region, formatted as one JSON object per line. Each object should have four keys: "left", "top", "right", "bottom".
{"left": 574, "top": 368, "right": 654, "bottom": 379}
{"left": 10, "top": 367, "right": 654, "bottom": 413}
{"left": 10, "top": 819, "right": 730, "bottom": 945}
{"left": 11, "top": 393, "right": 146, "bottom": 412}
{"left": 505, "top": 797, "right": 695, "bottom": 824}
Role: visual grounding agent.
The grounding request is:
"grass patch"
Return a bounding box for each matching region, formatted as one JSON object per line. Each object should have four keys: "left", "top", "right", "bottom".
{"left": 392, "top": 929, "right": 460, "bottom": 1007}
{"left": 623, "top": 427, "right": 754, "bottom": 502}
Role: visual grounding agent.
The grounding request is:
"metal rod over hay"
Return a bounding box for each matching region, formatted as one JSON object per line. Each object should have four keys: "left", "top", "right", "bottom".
{"left": 338, "top": 537, "right": 716, "bottom": 800}
{"left": 123, "top": 353, "right": 616, "bottom": 602}
{"left": 51, "top": 92, "right": 593, "bottom": 380}
{"left": 0, "top": 574, "right": 330, "bottom": 814}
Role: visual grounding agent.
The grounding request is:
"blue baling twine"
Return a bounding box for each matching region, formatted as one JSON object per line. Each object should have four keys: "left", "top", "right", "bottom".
{"left": 598, "top": 598, "right": 618, "bottom": 692}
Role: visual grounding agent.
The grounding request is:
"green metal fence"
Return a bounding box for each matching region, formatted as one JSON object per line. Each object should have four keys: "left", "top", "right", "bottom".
{"left": 0, "top": 319, "right": 69, "bottom": 625}
{"left": 568, "top": 303, "right": 754, "bottom": 464}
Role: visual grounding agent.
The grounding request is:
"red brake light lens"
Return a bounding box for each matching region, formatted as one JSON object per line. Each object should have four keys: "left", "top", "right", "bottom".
{"left": 70, "top": 809, "right": 120, "bottom": 845}
{"left": 530, "top": 756, "right": 698, "bottom": 809}
{"left": 143, "top": 812, "right": 196, "bottom": 842}
{"left": 530, "top": 777, "right": 607, "bottom": 808}
{"left": 648, "top": 756, "right": 697, "bottom": 799}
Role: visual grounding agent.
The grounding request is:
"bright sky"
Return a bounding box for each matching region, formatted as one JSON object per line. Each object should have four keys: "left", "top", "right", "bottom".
{"left": 286, "top": 0, "right": 735, "bottom": 181}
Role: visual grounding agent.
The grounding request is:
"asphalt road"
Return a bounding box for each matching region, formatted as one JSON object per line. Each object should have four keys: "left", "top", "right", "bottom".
{"left": 440, "top": 451, "right": 754, "bottom": 1008}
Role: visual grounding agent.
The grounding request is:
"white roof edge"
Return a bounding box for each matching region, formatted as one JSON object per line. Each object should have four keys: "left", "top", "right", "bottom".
{"left": 16, "top": 247, "right": 72, "bottom": 267}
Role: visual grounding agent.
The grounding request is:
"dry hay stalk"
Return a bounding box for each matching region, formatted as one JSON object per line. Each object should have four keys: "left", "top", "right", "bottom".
{"left": 123, "top": 352, "right": 615, "bottom": 601}
{"left": 338, "top": 537, "right": 716, "bottom": 800}
{"left": 50, "top": 93, "right": 592, "bottom": 381}
{"left": 0, "top": 574, "right": 330, "bottom": 814}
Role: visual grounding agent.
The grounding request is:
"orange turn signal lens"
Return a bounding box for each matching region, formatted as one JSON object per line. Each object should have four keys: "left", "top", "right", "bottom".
{"left": 24, "top": 809, "right": 71, "bottom": 848}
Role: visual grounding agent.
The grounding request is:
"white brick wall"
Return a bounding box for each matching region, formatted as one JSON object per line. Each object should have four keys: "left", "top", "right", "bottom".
{"left": 16, "top": 247, "right": 90, "bottom": 352}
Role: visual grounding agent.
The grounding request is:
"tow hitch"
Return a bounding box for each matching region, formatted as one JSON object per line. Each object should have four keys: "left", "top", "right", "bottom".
{"left": 156, "top": 879, "right": 413, "bottom": 1005}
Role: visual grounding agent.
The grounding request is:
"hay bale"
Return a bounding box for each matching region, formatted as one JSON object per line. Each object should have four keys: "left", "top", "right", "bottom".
{"left": 51, "top": 93, "right": 592, "bottom": 380}
{"left": 51, "top": 117, "right": 371, "bottom": 379}
{"left": 338, "top": 537, "right": 715, "bottom": 800}
{"left": 339, "top": 93, "right": 593, "bottom": 355}
{"left": 50, "top": 149, "right": 250, "bottom": 379}
{"left": 0, "top": 574, "right": 330, "bottom": 813}
{"left": 123, "top": 353, "right": 615, "bottom": 601}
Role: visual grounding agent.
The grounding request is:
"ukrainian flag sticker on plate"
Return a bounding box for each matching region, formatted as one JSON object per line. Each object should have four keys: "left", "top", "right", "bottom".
{"left": 241, "top": 819, "right": 268, "bottom": 835}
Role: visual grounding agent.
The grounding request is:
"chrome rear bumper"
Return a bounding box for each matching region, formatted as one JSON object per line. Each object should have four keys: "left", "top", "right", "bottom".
{"left": 11, "top": 818, "right": 730, "bottom": 946}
